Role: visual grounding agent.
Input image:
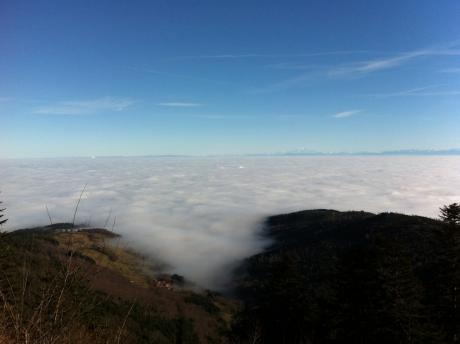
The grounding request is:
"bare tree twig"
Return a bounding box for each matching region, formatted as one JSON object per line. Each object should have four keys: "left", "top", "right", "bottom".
{"left": 45, "top": 205, "right": 53, "bottom": 225}
{"left": 116, "top": 301, "right": 135, "bottom": 344}
{"left": 111, "top": 216, "right": 117, "bottom": 232}
{"left": 72, "top": 184, "right": 87, "bottom": 227}
{"left": 104, "top": 208, "right": 112, "bottom": 228}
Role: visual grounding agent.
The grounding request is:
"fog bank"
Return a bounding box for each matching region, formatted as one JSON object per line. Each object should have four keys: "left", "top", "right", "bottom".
{"left": 1, "top": 156, "right": 459, "bottom": 289}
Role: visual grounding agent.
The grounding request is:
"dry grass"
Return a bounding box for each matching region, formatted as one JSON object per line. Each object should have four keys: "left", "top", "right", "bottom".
{"left": 0, "top": 229, "right": 134, "bottom": 344}
{"left": 0, "top": 322, "right": 12, "bottom": 344}
{"left": 54, "top": 230, "right": 160, "bottom": 288}
{"left": 1, "top": 226, "right": 239, "bottom": 343}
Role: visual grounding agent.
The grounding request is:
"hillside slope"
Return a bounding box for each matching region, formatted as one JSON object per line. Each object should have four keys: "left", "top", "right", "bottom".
{"left": 233, "top": 209, "right": 459, "bottom": 344}
{"left": 0, "top": 224, "right": 238, "bottom": 344}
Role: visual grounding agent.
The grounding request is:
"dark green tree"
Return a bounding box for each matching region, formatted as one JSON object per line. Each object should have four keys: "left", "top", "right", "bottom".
{"left": 373, "top": 236, "right": 426, "bottom": 343}
{"left": 440, "top": 203, "right": 460, "bottom": 226}
{"left": 338, "top": 237, "right": 426, "bottom": 344}
{"left": 233, "top": 245, "right": 339, "bottom": 343}
{"left": 437, "top": 203, "right": 460, "bottom": 342}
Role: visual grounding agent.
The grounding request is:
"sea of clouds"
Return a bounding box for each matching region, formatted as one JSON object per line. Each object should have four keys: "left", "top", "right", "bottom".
{"left": 1, "top": 156, "right": 459, "bottom": 289}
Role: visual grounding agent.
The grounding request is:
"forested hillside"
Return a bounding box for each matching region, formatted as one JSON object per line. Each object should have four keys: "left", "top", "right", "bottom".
{"left": 1, "top": 208, "right": 458, "bottom": 343}
{"left": 233, "top": 209, "right": 459, "bottom": 343}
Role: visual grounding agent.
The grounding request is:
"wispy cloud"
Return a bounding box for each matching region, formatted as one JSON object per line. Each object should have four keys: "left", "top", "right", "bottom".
{"left": 249, "top": 73, "right": 315, "bottom": 94}
{"left": 254, "top": 51, "right": 425, "bottom": 93}
{"left": 169, "top": 50, "right": 382, "bottom": 61}
{"left": 369, "top": 85, "right": 460, "bottom": 97}
{"left": 415, "top": 90, "right": 460, "bottom": 96}
{"left": 34, "top": 97, "right": 135, "bottom": 115}
{"left": 328, "top": 51, "right": 425, "bottom": 77}
{"left": 440, "top": 67, "right": 460, "bottom": 74}
{"left": 158, "top": 102, "right": 203, "bottom": 107}
{"left": 333, "top": 110, "right": 362, "bottom": 118}
{"left": 129, "top": 67, "right": 234, "bottom": 86}
{"left": 266, "top": 62, "right": 329, "bottom": 71}
{"left": 191, "top": 114, "right": 255, "bottom": 120}
{"left": 265, "top": 53, "right": 420, "bottom": 74}
{"left": 329, "top": 42, "right": 460, "bottom": 78}
{"left": 255, "top": 42, "right": 460, "bottom": 93}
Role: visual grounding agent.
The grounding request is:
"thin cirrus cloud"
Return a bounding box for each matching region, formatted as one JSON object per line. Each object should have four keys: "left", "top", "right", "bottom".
{"left": 129, "top": 67, "right": 235, "bottom": 86}
{"left": 191, "top": 114, "right": 255, "bottom": 120}
{"left": 34, "top": 97, "right": 135, "bottom": 115}
{"left": 249, "top": 73, "right": 315, "bottom": 94}
{"left": 328, "top": 50, "right": 426, "bottom": 77}
{"left": 255, "top": 41, "right": 460, "bottom": 93}
{"left": 440, "top": 67, "right": 460, "bottom": 73}
{"left": 158, "top": 102, "right": 203, "bottom": 107}
{"left": 265, "top": 52, "right": 412, "bottom": 73}
{"left": 327, "top": 41, "right": 460, "bottom": 77}
{"left": 168, "top": 50, "right": 384, "bottom": 60}
{"left": 252, "top": 52, "right": 423, "bottom": 93}
{"left": 333, "top": 110, "right": 362, "bottom": 118}
{"left": 369, "top": 85, "right": 460, "bottom": 98}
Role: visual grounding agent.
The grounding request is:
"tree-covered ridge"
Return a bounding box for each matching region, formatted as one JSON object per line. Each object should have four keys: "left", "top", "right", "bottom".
{"left": 1, "top": 205, "right": 458, "bottom": 343}
{"left": 233, "top": 209, "right": 459, "bottom": 344}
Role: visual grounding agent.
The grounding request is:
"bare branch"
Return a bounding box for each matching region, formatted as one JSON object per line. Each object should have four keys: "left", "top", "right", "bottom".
{"left": 72, "top": 184, "right": 87, "bottom": 227}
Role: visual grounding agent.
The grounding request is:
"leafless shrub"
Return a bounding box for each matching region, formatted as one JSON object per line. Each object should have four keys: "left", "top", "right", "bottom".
{"left": 0, "top": 232, "right": 132, "bottom": 344}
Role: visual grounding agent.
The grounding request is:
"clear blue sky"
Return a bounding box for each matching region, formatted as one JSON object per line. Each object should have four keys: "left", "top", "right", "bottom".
{"left": 1, "top": 0, "right": 460, "bottom": 158}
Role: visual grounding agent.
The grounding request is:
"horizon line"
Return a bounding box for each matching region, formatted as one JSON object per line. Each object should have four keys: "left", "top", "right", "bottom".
{"left": 2, "top": 148, "right": 460, "bottom": 160}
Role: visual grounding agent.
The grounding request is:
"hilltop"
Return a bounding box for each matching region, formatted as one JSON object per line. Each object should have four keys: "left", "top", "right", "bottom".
{"left": 232, "top": 209, "right": 459, "bottom": 343}
{"left": 0, "top": 224, "right": 238, "bottom": 343}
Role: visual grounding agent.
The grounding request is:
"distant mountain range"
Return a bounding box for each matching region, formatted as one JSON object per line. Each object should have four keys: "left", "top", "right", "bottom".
{"left": 26, "top": 149, "right": 460, "bottom": 160}
{"left": 255, "top": 148, "right": 460, "bottom": 156}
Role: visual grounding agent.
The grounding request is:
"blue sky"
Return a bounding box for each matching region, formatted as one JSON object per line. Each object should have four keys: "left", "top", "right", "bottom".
{"left": 1, "top": 0, "right": 460, "bottom": 158}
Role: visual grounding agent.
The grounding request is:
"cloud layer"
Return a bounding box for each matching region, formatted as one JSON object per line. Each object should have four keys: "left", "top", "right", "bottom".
{"left": 158, "top": 102, "right": 203, "bottom": 107}
{"left": 1, "top": 157, "right": 459, "bottom": 289}
{"left": 34, "top": 97, "right": 135, "bottom": 115}
{"left": 333, "top": 110, "right": 362, "bottom": 118}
